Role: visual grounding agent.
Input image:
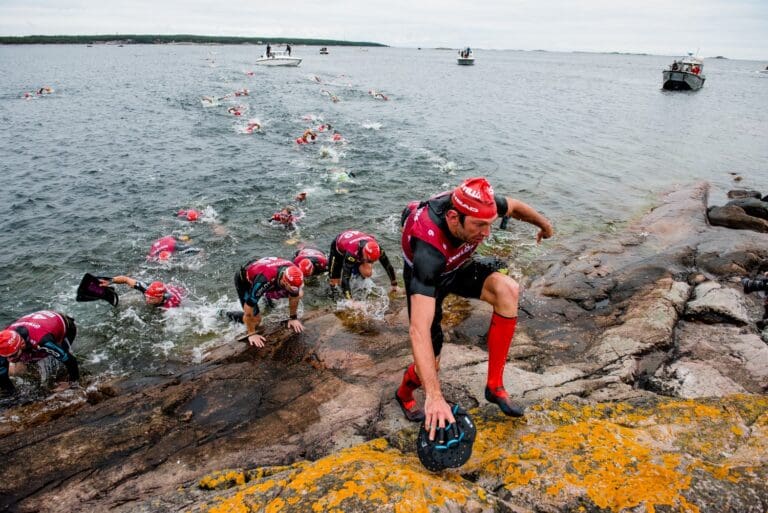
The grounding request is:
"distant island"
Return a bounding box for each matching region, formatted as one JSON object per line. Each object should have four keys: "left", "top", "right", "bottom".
{"left": 0, "top": 34, "right": 386, "bottom": 46}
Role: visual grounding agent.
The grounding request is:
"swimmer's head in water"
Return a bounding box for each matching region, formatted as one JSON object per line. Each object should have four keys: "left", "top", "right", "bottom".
{"left": 144, "top": 281, "right": 167, "bottom": 304}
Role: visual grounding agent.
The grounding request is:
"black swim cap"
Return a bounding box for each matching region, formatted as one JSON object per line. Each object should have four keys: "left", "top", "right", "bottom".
{"left": 416, "top": 404, "right": 476, "bottom": 472}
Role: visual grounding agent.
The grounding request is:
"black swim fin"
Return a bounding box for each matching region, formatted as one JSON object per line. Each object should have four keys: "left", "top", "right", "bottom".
{"left": 76, "top": 273, "right": 119, "bottom": 307}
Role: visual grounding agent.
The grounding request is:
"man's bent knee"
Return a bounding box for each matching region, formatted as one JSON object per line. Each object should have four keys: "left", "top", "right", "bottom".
{"left": 480, "top": 273, "right": 519, "bottom": 313}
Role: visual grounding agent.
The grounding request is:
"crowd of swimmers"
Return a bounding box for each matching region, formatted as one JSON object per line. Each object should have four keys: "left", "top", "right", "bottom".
{"left": 1, "top": 174, "right": 560, "bottom": 450}
{"left": 0, "top": 194, "right": 398, "bottom": 396}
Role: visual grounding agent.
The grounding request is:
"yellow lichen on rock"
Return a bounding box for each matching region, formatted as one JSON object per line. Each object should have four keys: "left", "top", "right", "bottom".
{"left": 198, "top": 470, "right": 247, "bottom": 491}
{"left": 197, "top": 395, "right": 768, "bottom": 513}
{"left": 201, "top": 438, "right": 493, "bottom": 513}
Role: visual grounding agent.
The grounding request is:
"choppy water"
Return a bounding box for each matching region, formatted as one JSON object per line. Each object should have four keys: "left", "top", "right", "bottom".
{"left": 1, "top": 44, "right": 767, "bottom": 378}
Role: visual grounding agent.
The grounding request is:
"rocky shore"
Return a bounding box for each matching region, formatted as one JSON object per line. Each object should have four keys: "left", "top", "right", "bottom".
{"left": 1, "top": 182, "right": 767, "bottom": 513}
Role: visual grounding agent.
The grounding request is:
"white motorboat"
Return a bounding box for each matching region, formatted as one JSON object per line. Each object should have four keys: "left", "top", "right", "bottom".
{"left": 457, "top": 47, "right": 474, "bottom": 65}
{"left": 255, "top": 51, "right": 302, "bottom": 67}
{"left": 662, "top": 54, "right": 705, "bottom": 90}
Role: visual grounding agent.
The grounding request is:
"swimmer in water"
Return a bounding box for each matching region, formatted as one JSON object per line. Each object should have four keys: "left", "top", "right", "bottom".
{"left": 296, "top": 129, "right": 317, "bottom": 144}
{"left": 320, "top": 89, "right": 340, "bottom": 103}
{"left": 270, "top": 207, "right": 300, "bottom": 230}
{"left": 177, "top": 209, "right": 201, "bottom": 222}
{"left": 245, "top": 120, "right": 261, "bottom": 133}
{"left": 101, "top": 276, "right": 185, "bottom": 309}
{"left": 369, "top": 89, "right": 388, "bottom": 101}
{"left": 228, "top": 106, "right": 243, "bottom": 116}
{"left": 147, "top": 235, "right": 201, "bottom": 261}
{"left": 295, "top": 192, "right": 308, "bottom": 202}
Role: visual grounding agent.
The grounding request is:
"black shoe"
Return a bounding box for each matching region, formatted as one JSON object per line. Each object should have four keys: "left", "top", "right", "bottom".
{"left": 395, "top": 390, "right": 425, "bottom": 422}
{"left": 485, "top": 386, "right": 525, "bottom": 417}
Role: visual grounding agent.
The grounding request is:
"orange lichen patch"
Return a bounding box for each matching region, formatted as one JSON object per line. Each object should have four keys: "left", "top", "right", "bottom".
{"left": 198, "top": 470, "right": 246, "bottom": 490}
{"left": 468, "top": 396, "right": 768, "bottom": 512}
{"left": 201, "top": 438, "right": 493, "bottom": 513}
{"left": 197, "top": 465, "right": 296, "bottom": 491}
{"left": 471, "top": 416, "right": 697, "bottom": 512}
{"left": 196, "top": 395, "right": 768, "bottom": 513}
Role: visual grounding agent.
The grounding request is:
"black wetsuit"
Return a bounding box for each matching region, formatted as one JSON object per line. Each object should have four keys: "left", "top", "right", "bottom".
{"left": 328, "top": 231, "right": 397, "bottom": 299}
{"left": 401, "top": 193, "right": 509, "bottom": 355}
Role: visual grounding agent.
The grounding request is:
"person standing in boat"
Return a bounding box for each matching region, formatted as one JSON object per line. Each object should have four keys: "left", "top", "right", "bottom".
{"left": 286, "top": 44, "right": 292, "bottom": 56}
{"left": 266, "top": 43, "right": 272, "bottom": 58}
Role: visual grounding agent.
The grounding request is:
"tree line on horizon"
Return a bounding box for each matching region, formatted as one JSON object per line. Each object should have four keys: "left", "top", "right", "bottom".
{"left": 0, "top": 34, "right": 386, "bottom": 46}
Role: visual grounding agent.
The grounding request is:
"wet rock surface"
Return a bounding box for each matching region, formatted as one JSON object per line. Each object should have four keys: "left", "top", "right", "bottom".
{"left": 2, "top": 181, "right": 768, "bottom": 513}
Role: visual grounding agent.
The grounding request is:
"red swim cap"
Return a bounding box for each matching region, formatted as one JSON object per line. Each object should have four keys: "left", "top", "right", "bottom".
{"left": 451, "top": 177, "right": 497, "bottom": 219}
{"left": 0, "top": 330, "right": 23, "bottom": 357}
{"left": 297, "top": 258, "right": 314, "bottom": 277}
{"left": 145, "top": 281, "right": 167, "bottom": 300}
{"left": 283, "top": 265, "right": 304, "bottom": 288}
{"left": 186, "top": 210, "right": 199, "bottom": 222}
{"left": 362, "top": 240, "right": 381, "bottom": 262}
{"left": 158, "top": 251, "right": 172, "bottom": 261}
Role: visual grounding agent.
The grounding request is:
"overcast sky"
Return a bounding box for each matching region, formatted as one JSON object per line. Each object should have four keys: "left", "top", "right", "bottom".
{"left": 2, "top": 0, "right": 766, "bottom": 60}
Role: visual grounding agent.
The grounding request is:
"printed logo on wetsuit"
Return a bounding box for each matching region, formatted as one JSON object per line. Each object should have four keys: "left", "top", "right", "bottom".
{"left": 446, "top": 243, "right": 476, "bottom": 266}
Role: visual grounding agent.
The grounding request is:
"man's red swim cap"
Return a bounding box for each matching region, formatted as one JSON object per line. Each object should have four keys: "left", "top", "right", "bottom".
{"left": 145, "top": 281, "right": 167, "bottom": 300}
{"left": 362, "top": 240, "right": 381, "bottom": 262}
{"left": 0, "top": 330, "right": 23, "bottom": 358}
{"left": 283, "top": 265, "right": 304, "bottom": 288}
{"left": 186, "top": 210, "right": 199, "bottom": 222}
{"left": 297, "top": 258, "right": 314, "bottom": 277}
{"left": 450, "top": 177, "right": 497, "bottom": 220}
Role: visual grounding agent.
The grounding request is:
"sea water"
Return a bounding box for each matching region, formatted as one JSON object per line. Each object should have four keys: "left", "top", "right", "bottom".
{"left": 1, "top": 44, "right": 767, "bottom": 377}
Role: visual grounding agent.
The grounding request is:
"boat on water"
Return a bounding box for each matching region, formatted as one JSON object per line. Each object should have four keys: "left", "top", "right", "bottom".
{"left": 255, "top": 50, "right": 301, "bottom": 67}
{"left": 662, "top": 54, "right": 705, "bottom": 91}
{"left": 319, "top": 47, "right": 329, "bottom": 55}
{"left": 457, "top": 47, "right": 474, "bottom": 65}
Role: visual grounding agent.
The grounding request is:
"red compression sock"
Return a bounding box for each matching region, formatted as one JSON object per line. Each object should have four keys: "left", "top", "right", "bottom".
{"left": 486, "top": 312, "right": 518, "bottom": 391}
{"left": 396, "top": 363, "right": 422, "bottom": 408}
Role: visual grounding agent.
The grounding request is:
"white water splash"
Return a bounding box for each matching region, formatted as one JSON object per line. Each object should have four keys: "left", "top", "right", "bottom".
{"left": 335, "top": 277, "right": 389, "bottom": 320}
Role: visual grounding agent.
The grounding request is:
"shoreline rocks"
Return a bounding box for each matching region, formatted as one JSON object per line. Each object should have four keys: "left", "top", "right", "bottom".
{"left": 2, "top": 181, "right": 768, "bottom": 512}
